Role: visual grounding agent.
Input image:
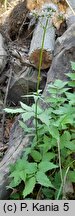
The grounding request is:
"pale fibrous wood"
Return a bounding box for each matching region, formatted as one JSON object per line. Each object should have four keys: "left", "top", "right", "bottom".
{"left": 65, "top": 0, "right": 75, "bottom": 16}
{"left": 0, "top": 132, "right": 29, "bottom": 199}
{"left": 29, "top": 15, "right": 56, "bottom": 69}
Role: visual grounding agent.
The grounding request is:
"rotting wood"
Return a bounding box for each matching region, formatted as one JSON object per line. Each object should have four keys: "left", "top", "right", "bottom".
{"left": 0, "top": 131, "right": 30, "bottom": 199}
{"left": 29, "top": 4, "right": 57, "bottom": 69}
{"left": 2, "top": 68, "right": 13, "bottom": 144}
{"left": 0, "top": 0, "right": 75, "bottom": 200}
{"left": 29, "top": 16, "right": 55, "bottom": 69}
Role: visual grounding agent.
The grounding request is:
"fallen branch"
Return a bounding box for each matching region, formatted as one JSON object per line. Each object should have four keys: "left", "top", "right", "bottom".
{"left": 2, "top": 68, "right": 13, "bottom": 144}
{"left": 0, "top": 126, "right": 30, "bottom": 199}
{"left": 65, "top": 0, "right": 75, "bottom": 16}
{"left": 29, "top": 16, "right": 55, "bottom": 69}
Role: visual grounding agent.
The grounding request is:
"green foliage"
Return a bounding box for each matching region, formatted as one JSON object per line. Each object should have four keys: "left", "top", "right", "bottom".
{"left": 68, "top": 171, "right": 75, "bottom": 183}
{"left": 71, "top": 61, "right": 75, "bottom": 70}
{"left": 23, "top": 177, "right": 36, "bottom": 198}
{"left": 5, "top": 67, "right": 75, "bottom": 199}
{"left": 1, "top": 0, "right": 74, "bottom": 200}
{"left": 36, "top": 172, "right": 54, "bottom": 188}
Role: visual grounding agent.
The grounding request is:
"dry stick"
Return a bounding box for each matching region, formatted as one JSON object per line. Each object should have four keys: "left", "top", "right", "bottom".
{"left": 65, "top": 0, "right": 75, "bottom": 16}
{"left": 36, "top": 186, "right": 42, "bottom": 199}
{"left": 25, "top": 29, "right": 34, "bottom": 40}
{"left": 0, "top": 145, "right": 8, "bottom": 152}
{"left": 11, "top": 50, "right": 35, "bottom": 68}
{"left": 2, "top": 68, "right": 13, "bottom": 145}
{"left": 18, "top": 15, "right": 27, "bottom": 39}
{"left": 62, "top": 166, "right": 70, "bottom": 199}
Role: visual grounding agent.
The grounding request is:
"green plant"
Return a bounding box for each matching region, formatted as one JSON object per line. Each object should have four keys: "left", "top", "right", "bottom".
{"left": 4, "top": 0, "right": 7, "bottom": 9}
{"left": 5, "top": 67, "right": 75, "bottom": 199}
{"left": 4, "top": 4, "right": 75, "bottom": 199}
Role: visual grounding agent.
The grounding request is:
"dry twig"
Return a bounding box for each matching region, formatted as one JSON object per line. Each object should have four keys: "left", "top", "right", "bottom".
{"left": 2, "top": 68, "right": 13, "bottom": 145}
{"left": 65, "top": 0, "right": 75, "bottom": 16}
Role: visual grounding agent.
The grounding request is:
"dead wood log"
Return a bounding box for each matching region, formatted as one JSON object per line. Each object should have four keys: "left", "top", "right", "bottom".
{"left": 0, "top": 33, "right": 7, "bottom": 74}
{"left": 66, "top": 14, "right": 75, "bottom": 28}
{"left": 7, "top": 66, "right": 46, "bottom": 105}
{"left": 29, "top": 4, "right": 57, "bottom": 69}
{"left": 0, "top": 120, "right": 30, "bottom": 199}
{"left": 0, "top": 20, "right": 75, "bottom": 198}
{"left": 47, "top": 23, "right": 75, "bottom": 84}
{"left": 65, "top": 0, "right": 75, "bottom": 28}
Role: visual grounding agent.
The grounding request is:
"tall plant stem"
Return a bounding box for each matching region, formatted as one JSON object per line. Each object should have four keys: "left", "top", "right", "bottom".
{"left": 57, "top": 159, "right": 75, "bottom": 199}
{"left": 57, "top": 139, "right": 63, "bottom": 184}
{"left": 4, "top": 0, "right": 7, "bottom": 10}
{"left": 35, "top": 18, "right": 48, "bottom": 143}
{"left": 37, "top": 18, "right": 48, "bottom": 92}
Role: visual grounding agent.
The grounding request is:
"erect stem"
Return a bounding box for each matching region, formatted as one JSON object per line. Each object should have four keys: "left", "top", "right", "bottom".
{"left": 57, "top": 138, "right": 63, "bottom": 184}
{"left": 35, "top": 18, "right": 48, "bottom": 144}
{"left": 56, "top": 138, "right": 63, "bottom": 199}
{"left": 37, "top": 18, "right": 48, "bottom": 92}
{"left": 4, "top": 0, "right": 7, "bottom": 10}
